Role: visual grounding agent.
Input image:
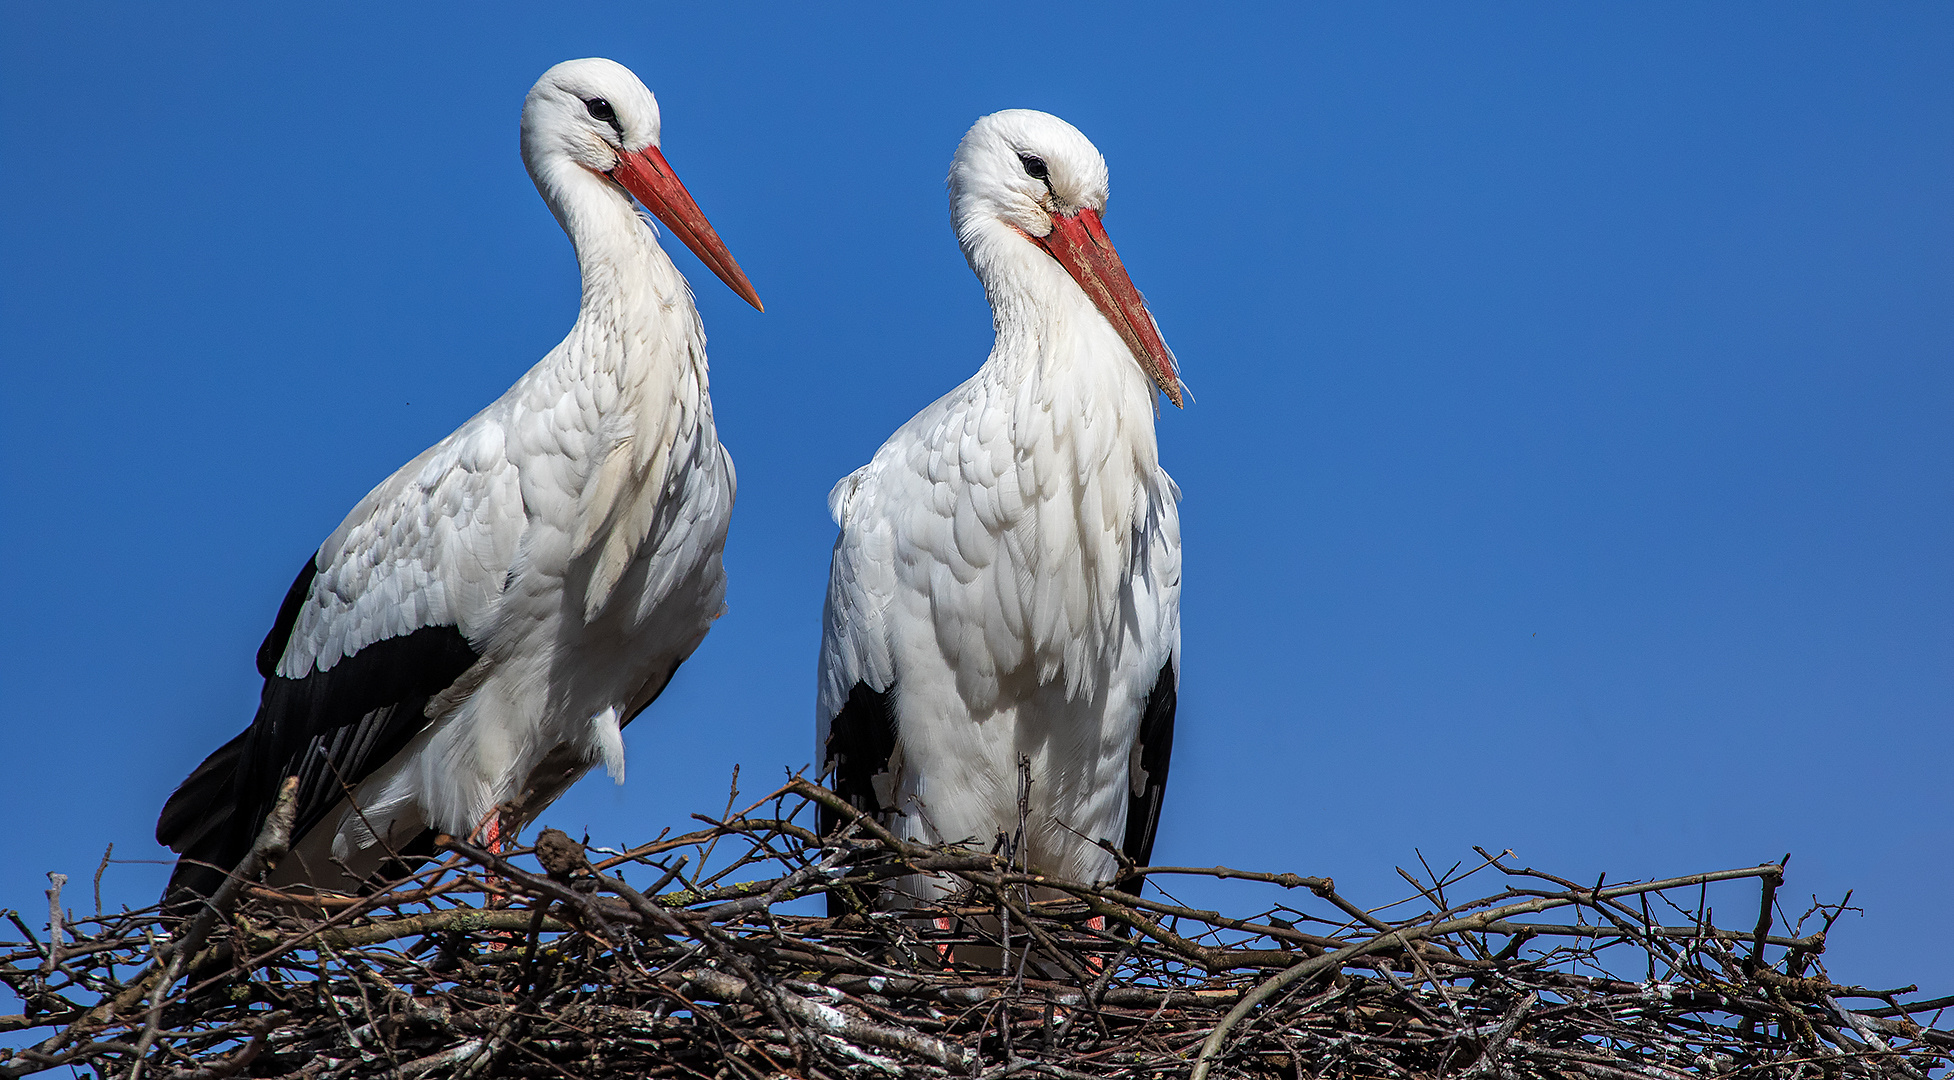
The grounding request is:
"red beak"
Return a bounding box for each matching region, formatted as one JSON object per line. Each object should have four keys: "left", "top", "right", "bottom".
{"left": 1031, "top": 208, "right": 1181, "bottom": 407}
{"left": 611, "top": 146, "right": 764, "bottom": 312}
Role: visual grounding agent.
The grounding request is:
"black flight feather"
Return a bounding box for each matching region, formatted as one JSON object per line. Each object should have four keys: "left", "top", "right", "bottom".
{"left": 159, "top": 555, "right": 479, "bottom": 907}
{"left": 819, "top": 680, "right": 900, "bottom": 916}
{"left": 1117, "top": 661, "right": 1177, "bottom": 894}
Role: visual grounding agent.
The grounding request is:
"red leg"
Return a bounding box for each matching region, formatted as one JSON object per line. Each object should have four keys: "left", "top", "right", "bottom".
{"left": 932, "top": 916, "right": 955, "bottom": 963}
{"left": 1084, "top": 915, "right": 1107, "bottom": 975}
{"left": 479, "top": 813, "right": 510, "bottom": 947}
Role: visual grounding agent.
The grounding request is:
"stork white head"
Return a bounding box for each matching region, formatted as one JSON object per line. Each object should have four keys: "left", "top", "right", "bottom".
{"left": 521, "top": 58, "right": 762, "bottom": 311}
{"left": 949, "top": 110, "right": 1180, "bottom": 406}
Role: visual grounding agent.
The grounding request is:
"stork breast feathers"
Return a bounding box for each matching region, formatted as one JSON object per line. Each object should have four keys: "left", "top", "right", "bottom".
{"left": 822, "top": 372, "right": 1170, "bottom": 710}
{"left": 570, "top": 329, "right": 707, "bottom": 620}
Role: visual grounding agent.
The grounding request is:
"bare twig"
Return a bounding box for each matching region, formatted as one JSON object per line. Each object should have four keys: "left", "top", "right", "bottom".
{"left": 127, "top": 777, "right": 298, "bottom": 1080}
{"left": 0, "top": 786, "right": 1939, "bottom": 1080}
{"left": 42, "top": 874, "right": 66, "bottom": 976}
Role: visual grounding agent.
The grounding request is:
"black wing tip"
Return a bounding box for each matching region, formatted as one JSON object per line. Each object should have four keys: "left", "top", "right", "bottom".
{"left": 161, "top": 860, "right": 232, "bottom": 918}
{"left": 166, "top": 608, "right": 477, "bottom": 910}
{"left": 156, "top": 727, "right": 251, "bottom": 849}
{"left": 1118, "top": 660, "right": 1178, "bottom": 892}
{"left": 820, "top": 680, "right": 900, "bottom": 917}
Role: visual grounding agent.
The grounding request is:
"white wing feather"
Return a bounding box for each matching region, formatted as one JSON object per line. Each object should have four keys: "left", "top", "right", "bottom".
{"left": 280, "top": 414, "right": 524, "bottom": 680}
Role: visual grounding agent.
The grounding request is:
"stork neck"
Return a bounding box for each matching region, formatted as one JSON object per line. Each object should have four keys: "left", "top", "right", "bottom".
{"left": 970, "top": 226, "right": 1150, "bottom": 412}
{"left": 533, "top": 157, "right": 696, "bottom": 351}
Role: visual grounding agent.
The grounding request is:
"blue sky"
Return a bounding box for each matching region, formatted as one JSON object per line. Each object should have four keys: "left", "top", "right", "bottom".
{"left": 3, "top": 4, "right": 1949, "bottom": 992}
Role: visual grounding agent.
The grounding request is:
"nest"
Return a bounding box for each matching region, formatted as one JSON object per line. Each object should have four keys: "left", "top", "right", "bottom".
{"left": 4, "top": 777, "right": 1949, "bottom": 1079}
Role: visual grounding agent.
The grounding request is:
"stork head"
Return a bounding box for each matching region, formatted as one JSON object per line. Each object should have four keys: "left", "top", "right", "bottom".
{"left": 949, "top": 110, "right": 1180, "bottom": 406}
{"left": 521, "top": 58, "right": 762, "bottom": 311}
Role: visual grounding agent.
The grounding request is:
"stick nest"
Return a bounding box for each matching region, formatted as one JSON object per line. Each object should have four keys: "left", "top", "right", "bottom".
{"left": 4, "top": 778, "right": 1949, "bottom": 1079}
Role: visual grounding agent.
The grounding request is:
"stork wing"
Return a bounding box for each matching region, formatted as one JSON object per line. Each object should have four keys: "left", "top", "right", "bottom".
{"left": 816, "top": 463, "right": 901, "bottom": 808}
{"left": 611, "top": 425, "right": 736, "bottom": 735}
{"left": 623, "top": 425, "right": 737, "bottom": 662}
{"left": 1118, "top": 661, "right": 1176, "bottom": 890}
{"left": 1117, "top": 477, "right": 1183, "bottom": 893}
{"left": 158, "top": 420, "right": 523, "bottom": 902}
{"left": 814, "top": 463, "right": 907, "bottom": 917}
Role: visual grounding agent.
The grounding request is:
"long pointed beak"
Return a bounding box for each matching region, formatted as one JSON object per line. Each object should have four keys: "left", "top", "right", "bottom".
{"left": 611, "top": 146, "right": 764, "bottom": 312}
{"left": 1031, "top": 208, "right": 1181, "bottom": 407}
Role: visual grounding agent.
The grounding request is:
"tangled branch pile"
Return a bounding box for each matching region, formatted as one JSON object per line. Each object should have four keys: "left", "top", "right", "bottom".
{"left": 3, "top": 777, "right": 1949, "bottom": 1079}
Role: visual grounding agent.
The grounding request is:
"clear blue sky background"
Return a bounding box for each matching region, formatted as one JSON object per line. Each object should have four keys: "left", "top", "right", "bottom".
{"left": 3, "top": 4, "right": 1949, "bottom": 992}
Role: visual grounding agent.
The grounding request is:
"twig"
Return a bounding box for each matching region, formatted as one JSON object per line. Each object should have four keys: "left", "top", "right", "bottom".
{"left": 1751, "top": 854, "right": 1788, "bottom": 972}
{"left": 94, "top": 846, "right": 113, "bottom": 917}
{"left": 0, "top": 785, "right": 1941, "bottom": 1080}
{"left": 42, "top": 874, "right": 66, "bottom": 977}
{"left": 127, "top": 777, "right": 298, "bottom": 1080}
{"left": 683, "top": 968, "right": 970, "bottom": 1069}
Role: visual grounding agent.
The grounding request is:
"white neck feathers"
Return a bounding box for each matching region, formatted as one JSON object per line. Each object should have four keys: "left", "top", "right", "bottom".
{"left": 528, "top": 151, "right": 712, "bottom": 620}
{"left": 954, "top": 219, "right": 1164, "bottom": 701}
{"left": 963, "top": 219, "right": 1159, "bottom": 438}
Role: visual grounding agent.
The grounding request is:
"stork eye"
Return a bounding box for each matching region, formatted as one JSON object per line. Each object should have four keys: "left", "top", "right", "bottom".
{"left": 1019, "top": 154, "right": 1049, "bottom": 181}
{"left": 585, "top": 98, "right": 617, "bottom": 124}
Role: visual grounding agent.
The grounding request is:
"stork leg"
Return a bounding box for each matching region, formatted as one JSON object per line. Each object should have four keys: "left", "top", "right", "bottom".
{"left": 1084, "top": 915, "right": 1107, "bottom": 975}
{"left": 474, "top": 811, "right": 513, "bottom": 949}
{"left": 932, "top": 915, "right": 956, "bottom": 964}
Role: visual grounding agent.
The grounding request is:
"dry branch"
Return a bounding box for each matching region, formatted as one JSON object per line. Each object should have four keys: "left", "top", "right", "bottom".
{"left": 3, "top": 780, "right": 1947, "bottom": 1080}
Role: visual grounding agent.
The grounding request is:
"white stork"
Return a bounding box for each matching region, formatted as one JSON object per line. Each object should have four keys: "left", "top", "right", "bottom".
{"left": 817, "top": 110, "right": 1182, "bottom": 912}
{"left": 157, "top": 58, "right": 761, "bottom": 904}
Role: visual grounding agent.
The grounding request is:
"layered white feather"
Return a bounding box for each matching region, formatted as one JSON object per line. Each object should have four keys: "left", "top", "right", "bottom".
{"left": 817, "top": 110, "right": 1181, "bottom": 895}
{"left": 267, "top": 59, "right": 737, "bottom": 885}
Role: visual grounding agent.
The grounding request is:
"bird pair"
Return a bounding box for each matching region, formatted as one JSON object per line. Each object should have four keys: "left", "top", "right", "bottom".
{"left": 157, "top": 58, "right": 1183, "bottom": 922}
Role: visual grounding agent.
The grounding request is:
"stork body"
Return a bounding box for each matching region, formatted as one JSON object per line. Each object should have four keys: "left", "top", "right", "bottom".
{"left": 818, "top": 111, "right": 1182, "bottom": 908}
{"left": 158, "top": 58, "right": 761, "bottom": 902}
